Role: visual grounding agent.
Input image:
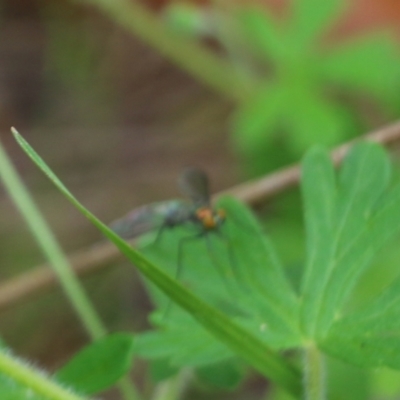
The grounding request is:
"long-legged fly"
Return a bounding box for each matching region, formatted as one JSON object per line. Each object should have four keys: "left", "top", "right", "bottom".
{"left": 110, "top": 168, "right": 230, "bottom": 283}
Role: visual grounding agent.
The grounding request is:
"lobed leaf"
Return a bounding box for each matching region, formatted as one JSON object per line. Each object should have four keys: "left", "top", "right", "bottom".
{"left": 284, "top": 86, "right": 349, "bottom": 152}
{"left": 231, "top": 84, "right": 284, "bottom": 157}
{"left": 135, "top": 326, "right": 233, "bottom": 367}
{"left": 141, "top": 196, "right": 302, "bottom": 351}
{"left": 135, "top": 196, "right": 302, "bottom": 380}
{"left": 300, "top": 143, "right": 392, "bottom": 337}
{"left": 300, "top": 146, "right": 337, "bottom": 335}
{"left": 316, "top": 144, "right": 391, "bottom": 332}
{"left": 237, "top": 7, "right": 285, "bottom": 63}
{"left": 321, "top": 34, "right": 400, "bottom": 105}
{"left": 288, "top": 0, "right": 347, "bottom": 49}
{"left": 321, "top": 275, "right": 400, "bottom": 369}
{"left": 54, "top": 333, "right": 135, "bottom": 395}
{"left": 319, "top": 179, "right": 400, "bottom": 369}
{"left": 196, "top": 359, "right": 244, "bottom": 389}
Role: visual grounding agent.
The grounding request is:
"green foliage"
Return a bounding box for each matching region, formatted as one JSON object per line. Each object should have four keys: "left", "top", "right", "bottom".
{"left": 288, "top": 0, "right": 347, "bottom": 47}
{"left": 141, "top": 196, "right": 300, "bottom": 342}
{"left": 325, "top": 357, "right": 370, "bottom": 400}
{"left": 371, "top": 368, "right": 400, "bottom": 398}
{"left": 135, "top": 321, "right": 234, "bottom": 367}
{"left": 195, "top": 359, "right": 243, "bottom": 389}
{"left": 0, "top": 373, "right": 45, "bottom": 400}
{"left": 0, "top": 335, "right": 135, "bottom": 400}
{"left": 0, "top": 349, "right": 85, "bottom": 400}
{"left": 41, "top": 0, "right": 400, "bottom": 176}
{"left": 13, "top": 129, "right": 400, "bottom": 397}
{"left": 13, "top": 129, "right": 302, "bottom": 397}
{"left": 321, "top": 275, "right": 400, "bottom": 369}
{"left": 163, "top": 3, "right": 210, "bottom": 38}
{"left": 139, "top": 142, "right": 400, "bottom": 383}
{"left": 149, "top": 358, "right": 178, "bottom": 382}
{"left": 6, "top": 1, "right": 400, "bottom": 398}
{"left": 133, "top": 196, "right": 302, "bottom": 381}
{"left": 300, "top": 144, "right": 392, "bottom": 336}
{"left": 54, "top": 333, "right": 135, "bottom": 395}
{"left": 228, "top": 1, "right": 400, "bottom": 172}
{"left": 321, "top": 33, "right": 400, "bottom": 109}
{"left": 299, "top": 143, "right": 400, "bottom": 368}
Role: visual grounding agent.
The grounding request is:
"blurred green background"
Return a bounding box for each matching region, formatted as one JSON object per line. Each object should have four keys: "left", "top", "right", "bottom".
{"left": 2, "top": 0, "right": 400, "bottom": 398}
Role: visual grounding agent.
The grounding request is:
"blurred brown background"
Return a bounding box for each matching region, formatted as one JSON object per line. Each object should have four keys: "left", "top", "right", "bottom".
{"left": 1, "top": 0, "right": 400, "bottom": 395}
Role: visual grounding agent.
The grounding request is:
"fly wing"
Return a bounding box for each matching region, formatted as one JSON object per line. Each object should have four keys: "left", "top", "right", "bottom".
{"left": 109, "top": 203, "right": 162, "bottom": 239}
{"left": 109, "top": 200, "right": 188, "bottom": 239}
{"left": 178, "top": 167, "right": 210, "bottom": 207}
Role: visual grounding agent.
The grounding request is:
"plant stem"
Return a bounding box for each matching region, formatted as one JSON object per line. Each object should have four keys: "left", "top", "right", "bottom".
{"left": 0, "top": 349, "right": 86, "bottom": 400}
{"left": 303, "top": 344, "right": 326, "bottom": 400}
{"left": 0, "top": 137, "right": 105, "bottom": 340}
{"left": 76, "top": 0, "right": 256, "bottom": 101}
{"left": 151, "top": 369, "right": 193, "bottom": 400}
{"left": 119, "top": 376, "right": 141, "bottom": 400}
{"left": 0, "top": 132, "right": 141, "bottom": 400}
{"left": 2, "top": 120, "right": 400, "bottom": 313}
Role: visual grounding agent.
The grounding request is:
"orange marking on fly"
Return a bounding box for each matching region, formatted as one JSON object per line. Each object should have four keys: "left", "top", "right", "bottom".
{"left": 196, "top": 207, "right": 226, "bottom": 230}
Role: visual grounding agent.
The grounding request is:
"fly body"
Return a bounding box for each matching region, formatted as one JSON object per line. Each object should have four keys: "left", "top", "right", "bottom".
{"left": 110, "top": 167, "right": 226, "bottom": 239}
{"left": 110, "top": 168, "right": 237, "bottom": 314}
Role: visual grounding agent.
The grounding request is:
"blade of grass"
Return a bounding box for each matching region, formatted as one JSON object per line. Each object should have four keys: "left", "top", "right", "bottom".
{"left": 0, "top": 133, "right": 140, "bottom": 400}
{"left": 0, "top": 349, "right": 87, "bottom": 400}
{"left": 12, "top": 128, "right": 302, "bottom": 397}
{"left": 0, "top": 138, "right": 105, "bottom": 340}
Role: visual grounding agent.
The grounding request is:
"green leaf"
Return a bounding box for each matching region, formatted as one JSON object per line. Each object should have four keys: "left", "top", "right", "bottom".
{"left": 316, "top": 144, "right": 391, "bottom": 331}
{"left": 142, "top": 196, "right": 301, "bottom": 351}
{"left": 218, "top": 197, "right": 301, "bottom": 347}
{"left": 237, "top": 7, "right": 284, "bottom": 62}
{"left": 54, "top": 333, "right": 135, "bottom": 395}
{"left": 284, "top": 86, "right": 349, "bottom": 152}
{"left": 326, "top": 357, "right": 370, "bottom": 400}
{"left": 135, "top": 327, "right": 233, "bottom": 367}
{"left": 300, "top": 146, "right": 337, "bottom": 335}
{"left": 288, "top": 0, "right": 347, "bottom": 48}
{"left": 300, "top": 143, "right": 392, "bottom": 337}
{"left": 149, "top": 359, "right": 178, "bottom": 382}
{"left": 366, "top": 182, "right": 400, "bottom": 251}
{"left": 133, "top": 196, "right": 301, "bottom": 386}
{"left": 196, "top": 359, "right": 244, "bottom": 389}
{"left": 12, "top": 129, "right": 302, "bottom": 397}
{"left": 319, "top": 177, "right": 400, "bottom": 370}
{"left": 321, "top": 33, "right": 400, "bottom": 105}
{"left": 371, "top": 368, "right": 400, "bottom": 398}
{"left": 321, "top": 275, "right": 400, "bottom": 369}
{"left": 231, "top": 84, "right": 284, "bottom": 156}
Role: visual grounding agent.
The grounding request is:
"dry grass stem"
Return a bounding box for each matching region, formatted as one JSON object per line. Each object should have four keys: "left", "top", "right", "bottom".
{"left": 2, "top": 120, "right": 400, "bottom": 311}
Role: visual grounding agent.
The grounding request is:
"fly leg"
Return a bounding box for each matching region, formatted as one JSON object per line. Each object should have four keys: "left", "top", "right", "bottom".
{"left": 176, "top": 232, "right": 204, "bottom": 280}
{"left": 162, "top": 232, "right": 204, "bottom": 321}
{"left": 202, "top": 233, "right": 250, "bottom": 319}
{"left": 140, "top": 222, "right": 172, "bottom": 250}
{"left": 203, "top": 233, "right": 237, "bottom": 297}
{"left": 153, "top": 224, "right": 167, "bottom": 246}
{"left": 208, "top": 230, "right": 248, "bottom": 296}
